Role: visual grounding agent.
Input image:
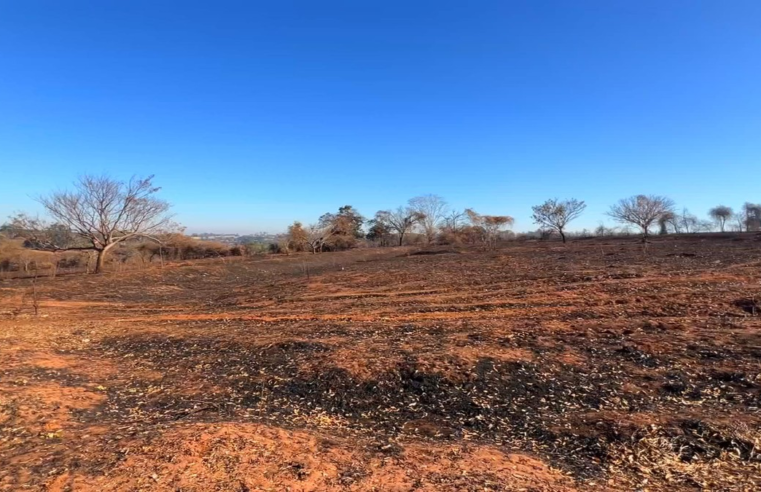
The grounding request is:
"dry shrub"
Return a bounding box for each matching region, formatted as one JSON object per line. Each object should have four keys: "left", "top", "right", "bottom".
{"left": 0, "top": 238, "right": 89, "bottom": 277}
{"left": 437, "top": 225, "right": 485, "bottom": 246}
{"left": 135, "top": 234, "right": 241, "bottom": 262}
{"left": 1, "top": 233, "right": 245, "bottom": 277}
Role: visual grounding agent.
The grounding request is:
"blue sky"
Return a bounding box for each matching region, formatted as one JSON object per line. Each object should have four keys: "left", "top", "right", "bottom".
{"left": 1, "top": 1, "right": 759, "bottom": 233}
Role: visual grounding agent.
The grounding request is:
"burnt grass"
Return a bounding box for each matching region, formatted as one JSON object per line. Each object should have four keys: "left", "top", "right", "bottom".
{"left": 77, "top": 314, "right": 761, "bottom": 480}
{"left": 89, "top": 334, "right": 628, "bottom": 477}
{"left": 3, "top": 234, "right": 761, "bottom": 489}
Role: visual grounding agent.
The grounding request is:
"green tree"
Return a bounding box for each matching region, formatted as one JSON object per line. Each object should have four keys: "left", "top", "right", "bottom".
{"left": 318, "top": 205, "right": 365, "bottom": 250}
{"left": 366, "top": 212, "right": 393, "bottom": 246}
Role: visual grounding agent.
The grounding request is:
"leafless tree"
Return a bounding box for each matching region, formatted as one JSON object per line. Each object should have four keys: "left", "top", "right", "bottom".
{"left": 436, "top": 210, "right": 470, "bottom": 245}
{"left": 530, "top": 198, "right": 586, "bottom": 243}
{"left": 306, "top": 223, "right": 333, "bottom": 254}
{"left": 708, "top": 206, "right": 733, "bottom": 232}
{"left": 408, "top": 195, "right": 447, "bottom": 244}
{"left": 607, "top": 195, "right": 674, "bottom": 239}
{"left": 1, "top": 213, "right": 38, "bottom": 239}
{"left": 376, "top": 207, "right": 425, "bottom": 246}
{"left": 36, "top": 175, "right": 173, "bottom": 273}
{"left": 2, "top": 213, "right": 77, "bottom": 247}
{"left": 466, "top": 209, "right": 514, "bottom": 249}
{"left": 734, "top": 207, "right": 746, "bottom": 231}
{"left": 695, "top": 220, "right": 715, "bottom": 232}
{"left": 676, "top": 208, "right": 698, "bottom": 233}
{"left": 441, "top": 210, "right": 467, "bottom": 232}
{"left": 732, "top": 208, "right": 747, "bottom": 232}
{"left": 595, "top": 223, "right": 613, "bottom": 237}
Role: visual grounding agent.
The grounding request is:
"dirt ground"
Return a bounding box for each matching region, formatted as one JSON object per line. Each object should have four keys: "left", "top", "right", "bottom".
{"left": 1, "top": 235, "right": 760, "bottom": 491}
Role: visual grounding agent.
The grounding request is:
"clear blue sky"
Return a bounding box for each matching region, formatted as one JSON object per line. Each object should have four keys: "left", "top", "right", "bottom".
{"left": 1, "top": 1, "right": 759, "bottom": 233}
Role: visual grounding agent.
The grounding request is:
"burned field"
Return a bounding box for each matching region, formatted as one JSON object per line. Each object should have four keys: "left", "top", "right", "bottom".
{"left": 1, "top": 236, "right": 761, "bottom": 490}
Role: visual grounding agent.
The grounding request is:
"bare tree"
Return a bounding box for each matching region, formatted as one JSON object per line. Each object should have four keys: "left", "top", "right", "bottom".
{"left": 732, "top": 206, "right": 747, "bottom": 232}
{"left": 607, "top": 195, "right": 674, "bottom": 239}
{"left": 36, "top": 175, "right": 173, "bottom": 273}
{"left": 376, "top": 207, "right": 425, "bottom": 246}
{"left": 306, "top": 223, "right": 333, "bottom": 254}
{"left": 595, "top": 223, "right": 613, "bottom": 237}
{"left": 3, "top": 213, "right": 77, "bottom": 247}
{"left": 530, "top": 198, "right": 586, "bottom": 243}
{"left": 437, "top": 210, "right": 468, "bottom": 244}
{"left": 441, "top": 210, "right": 467, "bottom": 232}
{"left": 408, "top": 195, "right": 447, "bottom": 244}
{"left": 708, "top": 206, "right": 733, "bottom": 232}
{"left": 466, "top": 209, "right": 514, "bottom": 249}
{"left": 695, "top": 220, "right": 715, "bottom": 232}
{"left": 677, "top": 208, "right": 698, "bottom": 233}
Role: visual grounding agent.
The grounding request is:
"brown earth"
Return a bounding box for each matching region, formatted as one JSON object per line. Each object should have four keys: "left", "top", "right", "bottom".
{"left": 1, "top": 235, "right": 760, "bottom": 491}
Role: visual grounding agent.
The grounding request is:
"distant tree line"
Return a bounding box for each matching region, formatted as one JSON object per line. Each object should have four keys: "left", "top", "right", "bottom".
{"left": 281, "top": 195, "right": 761, "bottom": 253}
{"left": 278, "top": 195, "right": 516, "bottom": 253}
{"left": 2, "top": 175, "right": 761, "bottom": 274}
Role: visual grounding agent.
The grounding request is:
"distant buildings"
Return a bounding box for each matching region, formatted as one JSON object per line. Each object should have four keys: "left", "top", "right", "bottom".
{"left": 188, "top": 232, "right": 279, "bottom": 244}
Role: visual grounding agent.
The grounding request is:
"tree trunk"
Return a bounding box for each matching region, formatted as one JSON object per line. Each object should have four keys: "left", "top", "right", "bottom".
{"left": 559, "top": 229, "right": 566, "bottom": 243}
{"left": 94, "top": 243, "right": 116, "bottom": 274}
{"left": 94, "top": 249, "right": 106, "bottom": 273}
{"left": 398, "top": 232, "right": 405, "bottom": 246}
